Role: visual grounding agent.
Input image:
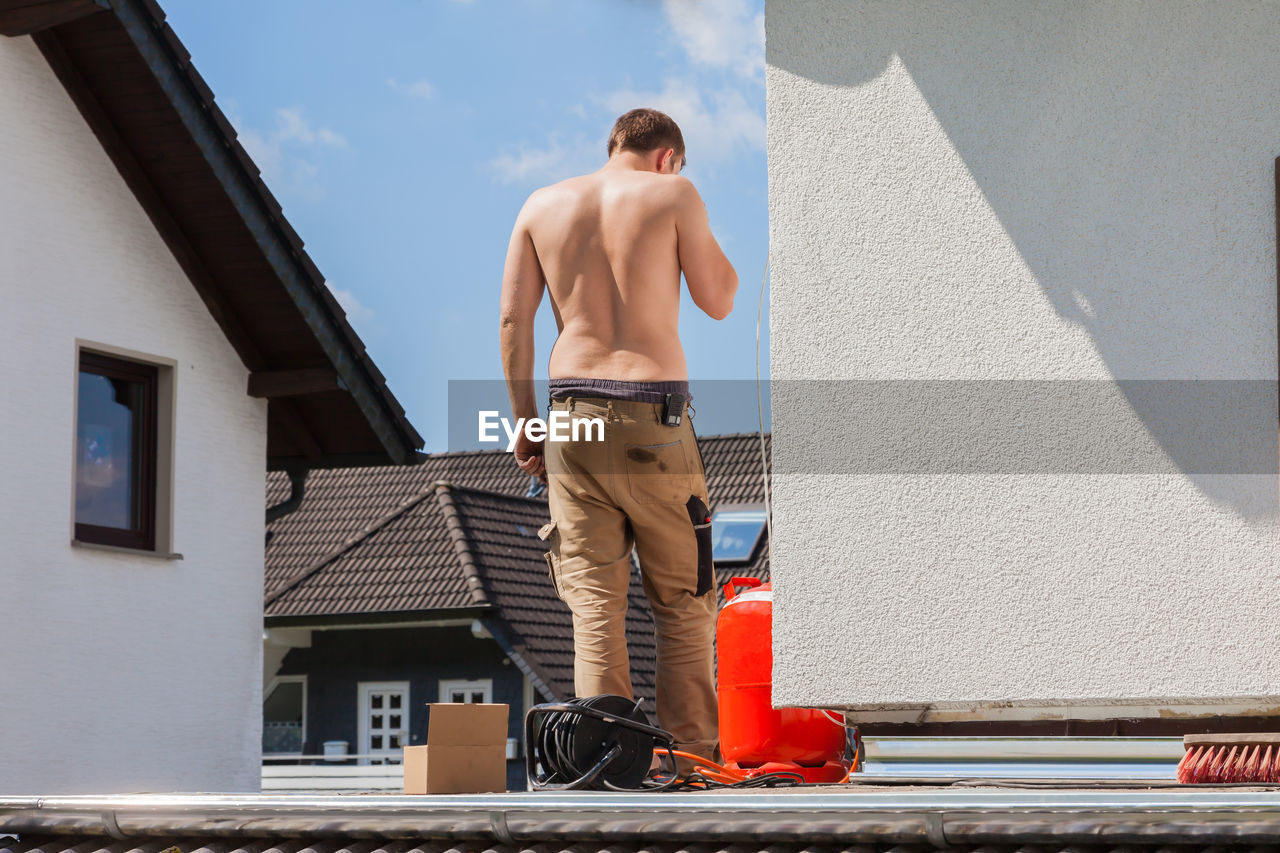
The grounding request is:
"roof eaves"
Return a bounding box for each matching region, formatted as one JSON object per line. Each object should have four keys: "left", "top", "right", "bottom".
{"left": 264, "top": 607, "right": 488, "bottom": 630}
{"left": 106, "top": 0, "right": 423, "bottom": 465}
{"left": 479, "top": 615, "right": 561, "bottom": 702}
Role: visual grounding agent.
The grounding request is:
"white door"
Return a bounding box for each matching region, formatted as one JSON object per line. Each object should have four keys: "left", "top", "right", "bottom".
{"left": 357, "top": 681, "right": 409, "bottom": 765}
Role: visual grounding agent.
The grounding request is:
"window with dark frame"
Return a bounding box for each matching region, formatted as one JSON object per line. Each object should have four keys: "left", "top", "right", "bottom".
{"left": 711, "top": 506, "right": 768, "bottom": 564}
{"left": 74, "top": 351, "right": 158, "bottom": 551}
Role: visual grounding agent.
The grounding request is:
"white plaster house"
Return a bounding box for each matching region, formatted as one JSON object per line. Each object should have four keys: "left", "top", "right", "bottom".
{"left": 768, "top": 2, "right": 1280, "bottom": 733}
{"left": 0, "top": 0, "right": 422, "bottom": 793}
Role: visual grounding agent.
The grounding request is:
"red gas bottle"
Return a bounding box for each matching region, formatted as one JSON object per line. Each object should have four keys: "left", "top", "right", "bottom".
{"left": 717, "top": 576, "right": 849, "bottom": 783}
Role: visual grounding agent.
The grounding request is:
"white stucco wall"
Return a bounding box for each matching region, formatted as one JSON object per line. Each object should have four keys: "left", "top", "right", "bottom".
{"left": 768, "top": 1, "right": 1280, "bottom": 719}
{"left": 0, "top": 35, "right": 267, "bottom": 790}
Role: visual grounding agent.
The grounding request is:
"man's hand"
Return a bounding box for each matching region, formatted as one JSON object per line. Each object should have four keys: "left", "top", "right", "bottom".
{"left": 514, "top": 429, "right": 546, "bottom": 483}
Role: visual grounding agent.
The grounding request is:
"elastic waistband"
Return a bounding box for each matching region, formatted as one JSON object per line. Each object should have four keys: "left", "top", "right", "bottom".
{"left": 548, "top": 377, "right": 690, "bottom": 405}
{"left": 550, "top": 397, "right": 690, "bottom": 420}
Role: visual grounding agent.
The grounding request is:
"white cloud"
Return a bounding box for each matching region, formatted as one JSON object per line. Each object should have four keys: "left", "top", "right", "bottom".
{"left": 387, "top": 77, "right": 436, "bottom": 100}
{"left": 488, "top": 0, "right": 765, "bottom": 185}
{"left": 234, "top": 106, "right": 347, "bottom": 202}
{"left": 661, "top": 0, "right": 764, "bottom": 80}
{"left": 272, "top": 107, "right": 348, "bottom": 148}
{"left": 489, "top": 134, "right": 604, "bottom": 186}
{"left": 327, "top": 282, "right": 374, "bottom": 326}
{"left": 599, "top": 79, "right": 764, "bottom": 169}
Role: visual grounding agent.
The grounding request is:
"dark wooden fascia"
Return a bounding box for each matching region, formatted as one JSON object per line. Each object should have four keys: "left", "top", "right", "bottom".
{"left": 248, "top": 368, "right": 344, "bottom": 399}
{"left": 36, "top": 25, "right": 332, "bottom": 468}
{"left": 109, "top": 0, "right": 418, "bottom": 465}
{"left": 32, "top": 26, "right": 267, "bottom": 373}
{"left": 0, "top": 0, "right": 108, "bottom": 37}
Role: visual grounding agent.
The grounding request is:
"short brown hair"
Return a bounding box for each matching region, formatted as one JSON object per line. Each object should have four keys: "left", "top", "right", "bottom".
{"left": 607, "top": 108, "right": 685, "bottom": 162}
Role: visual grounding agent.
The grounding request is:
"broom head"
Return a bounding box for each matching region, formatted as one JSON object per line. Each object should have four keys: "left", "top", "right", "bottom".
{"left": 1178, "top": 733, "right": 1280, "bottom": 784}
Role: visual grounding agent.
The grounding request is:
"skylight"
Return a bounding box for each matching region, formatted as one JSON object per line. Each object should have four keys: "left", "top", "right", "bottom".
{"left": 711, "top": 507, "right": 767, "bottom": 563}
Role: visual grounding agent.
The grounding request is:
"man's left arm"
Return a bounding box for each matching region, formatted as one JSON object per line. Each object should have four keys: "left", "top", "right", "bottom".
{"left": 499, "top": 209, "right": 546, "bottom": 479}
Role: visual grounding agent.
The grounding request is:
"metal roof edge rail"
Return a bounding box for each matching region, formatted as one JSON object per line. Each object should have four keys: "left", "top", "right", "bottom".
{"left": 864, "top": 736, "right": 1186, "bottom": 762}
{"left": 6, "top": 791, "right": 1280, "bottom": 847}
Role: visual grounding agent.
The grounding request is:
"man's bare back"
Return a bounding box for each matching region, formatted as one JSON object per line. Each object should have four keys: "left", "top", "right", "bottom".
{"left": 501, "top": 148, "right": 737, "bottom": 391}
{"left": 500, "top": 133, "right": 738, "bottom": 479}
{"left": 527, "top": 167, "right": 690, "bottom": 381}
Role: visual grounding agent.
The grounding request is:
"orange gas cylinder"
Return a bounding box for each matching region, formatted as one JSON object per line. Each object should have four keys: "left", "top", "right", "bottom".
{"left": 717, "top": 576, "right": 848, "bottom": 783}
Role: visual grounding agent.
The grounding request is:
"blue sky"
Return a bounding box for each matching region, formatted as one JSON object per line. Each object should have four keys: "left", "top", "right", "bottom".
{"left": 163, "top": 0, "right": 768, "bottom": 451}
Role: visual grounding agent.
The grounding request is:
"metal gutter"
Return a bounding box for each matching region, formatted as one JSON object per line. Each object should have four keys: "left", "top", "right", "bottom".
{"left": 265, "top": 464, "right": 309, "bottom": 525}
{"left": 4, "top": 790, "right": 1280, "bottom": 847}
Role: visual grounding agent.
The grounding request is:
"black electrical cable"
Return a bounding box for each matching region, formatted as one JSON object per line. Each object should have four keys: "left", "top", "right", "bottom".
{"left": 526, "top": 696, "right": 682, "bottom": 791}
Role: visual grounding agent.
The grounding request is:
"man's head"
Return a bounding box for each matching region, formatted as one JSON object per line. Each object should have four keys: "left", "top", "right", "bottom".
{"left": 607, "top": 108, "right": 686, "bottom": 174}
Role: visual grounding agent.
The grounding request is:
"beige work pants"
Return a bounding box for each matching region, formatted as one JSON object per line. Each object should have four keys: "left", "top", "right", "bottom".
{"left": 539, "top": 395, "right": 718, "bottom": 766}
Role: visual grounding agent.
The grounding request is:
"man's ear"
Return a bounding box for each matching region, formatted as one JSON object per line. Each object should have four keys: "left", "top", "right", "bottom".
{"left": 659, "top": 147, "right": 675, "bottom": 172}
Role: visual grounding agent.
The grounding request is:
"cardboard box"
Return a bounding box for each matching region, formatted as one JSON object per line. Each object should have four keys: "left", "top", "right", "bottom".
{"left": 403, "top": 703, "right": 509, "bottom": 794}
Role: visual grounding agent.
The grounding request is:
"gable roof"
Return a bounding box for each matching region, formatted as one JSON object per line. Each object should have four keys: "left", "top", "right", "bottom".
{"left": 264, "top": 434, "right": 772, "bottom": 701}
{"left": 264, "top": 485, "right": 484, "bottom": 618}
{"left": 264, "top": 449, "right": 535, "bottom": 601}
{"left": 0, "top": 0, "right": 423, "bottom": 468}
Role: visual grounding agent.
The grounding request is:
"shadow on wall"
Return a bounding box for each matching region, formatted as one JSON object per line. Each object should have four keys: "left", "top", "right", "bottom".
{"left": 768, "top": 1, "right": 1280, "bottom": 520}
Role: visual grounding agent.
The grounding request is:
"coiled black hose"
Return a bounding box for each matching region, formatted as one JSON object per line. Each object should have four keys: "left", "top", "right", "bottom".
{"left": 525, "top": 694, "right": 678, "bottom": 791}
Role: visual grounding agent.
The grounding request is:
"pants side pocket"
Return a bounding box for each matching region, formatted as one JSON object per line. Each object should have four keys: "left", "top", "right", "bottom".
{"left": 544, "top": 550, "right": 564, "bottom": 601}
{"left": 539, "top": 520, "right": 565, "bottom": 601}
{"left": 686, "top": 496, "right": 714, "bottom": 597}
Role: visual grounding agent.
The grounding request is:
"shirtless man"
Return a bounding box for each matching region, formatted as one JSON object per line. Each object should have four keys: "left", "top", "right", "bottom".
{"left": 499, "top": 108, "right": 738, "bottom": 770}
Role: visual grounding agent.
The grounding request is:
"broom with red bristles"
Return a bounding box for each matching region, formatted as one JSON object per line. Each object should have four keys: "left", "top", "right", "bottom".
{"left": 1178, "top": 734, "right": 1280, "bottom": 783}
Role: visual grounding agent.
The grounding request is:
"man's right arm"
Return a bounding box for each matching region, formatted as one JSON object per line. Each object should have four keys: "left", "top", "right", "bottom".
{"left": 673, "top": 177, "right": 738, "bottom": 320}
{"left": 499, "top": 199, "right": 547, "bottom": 480}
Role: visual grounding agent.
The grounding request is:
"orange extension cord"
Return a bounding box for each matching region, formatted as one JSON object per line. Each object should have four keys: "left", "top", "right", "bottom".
{"left": 652, "top": 748, "right": 854, "bottom": 786}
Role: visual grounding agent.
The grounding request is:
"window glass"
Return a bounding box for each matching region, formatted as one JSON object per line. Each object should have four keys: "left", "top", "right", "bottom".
{"left": 74, "top": 352, "right": 157, "bottom": 550}
{"left": 263, "top": 679, "right": 304, "bottom": 754}
{"left": 441, "top": 679, "right": 492, "bottom": 704}
{"left": 711, "top": 508, "right": 768, "bottom": 563}
{"left": 75, "top": 373, "right": 142, "bottom": 529}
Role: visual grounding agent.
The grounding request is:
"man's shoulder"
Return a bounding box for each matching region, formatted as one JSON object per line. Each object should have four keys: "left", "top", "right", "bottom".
{"left": 516, "top": 181, "right": 574, "bottom": 225}
{"left": 603, "top": 173, "right": 695, "bottom": 212}
{"left": 522, "top": 174, "right": 592, "bottom": 209}
{"left": 521, "top": 172, "right": 691, "bottom": 220}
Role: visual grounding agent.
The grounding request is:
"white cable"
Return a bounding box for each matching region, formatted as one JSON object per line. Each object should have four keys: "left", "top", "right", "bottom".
{"left": 821, "top": 708, "right": 859, "bottom": 729}
{"left": 756, "top": 254, "right": 772, "bottom": 558}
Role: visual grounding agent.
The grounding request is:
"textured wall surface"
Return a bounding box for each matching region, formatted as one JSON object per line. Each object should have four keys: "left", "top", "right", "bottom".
{"left": 767, "top": 1, "right": 1280, "bottom": 717}
{"left": 0, "top": 35, "right": 267, "bottom": 791}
